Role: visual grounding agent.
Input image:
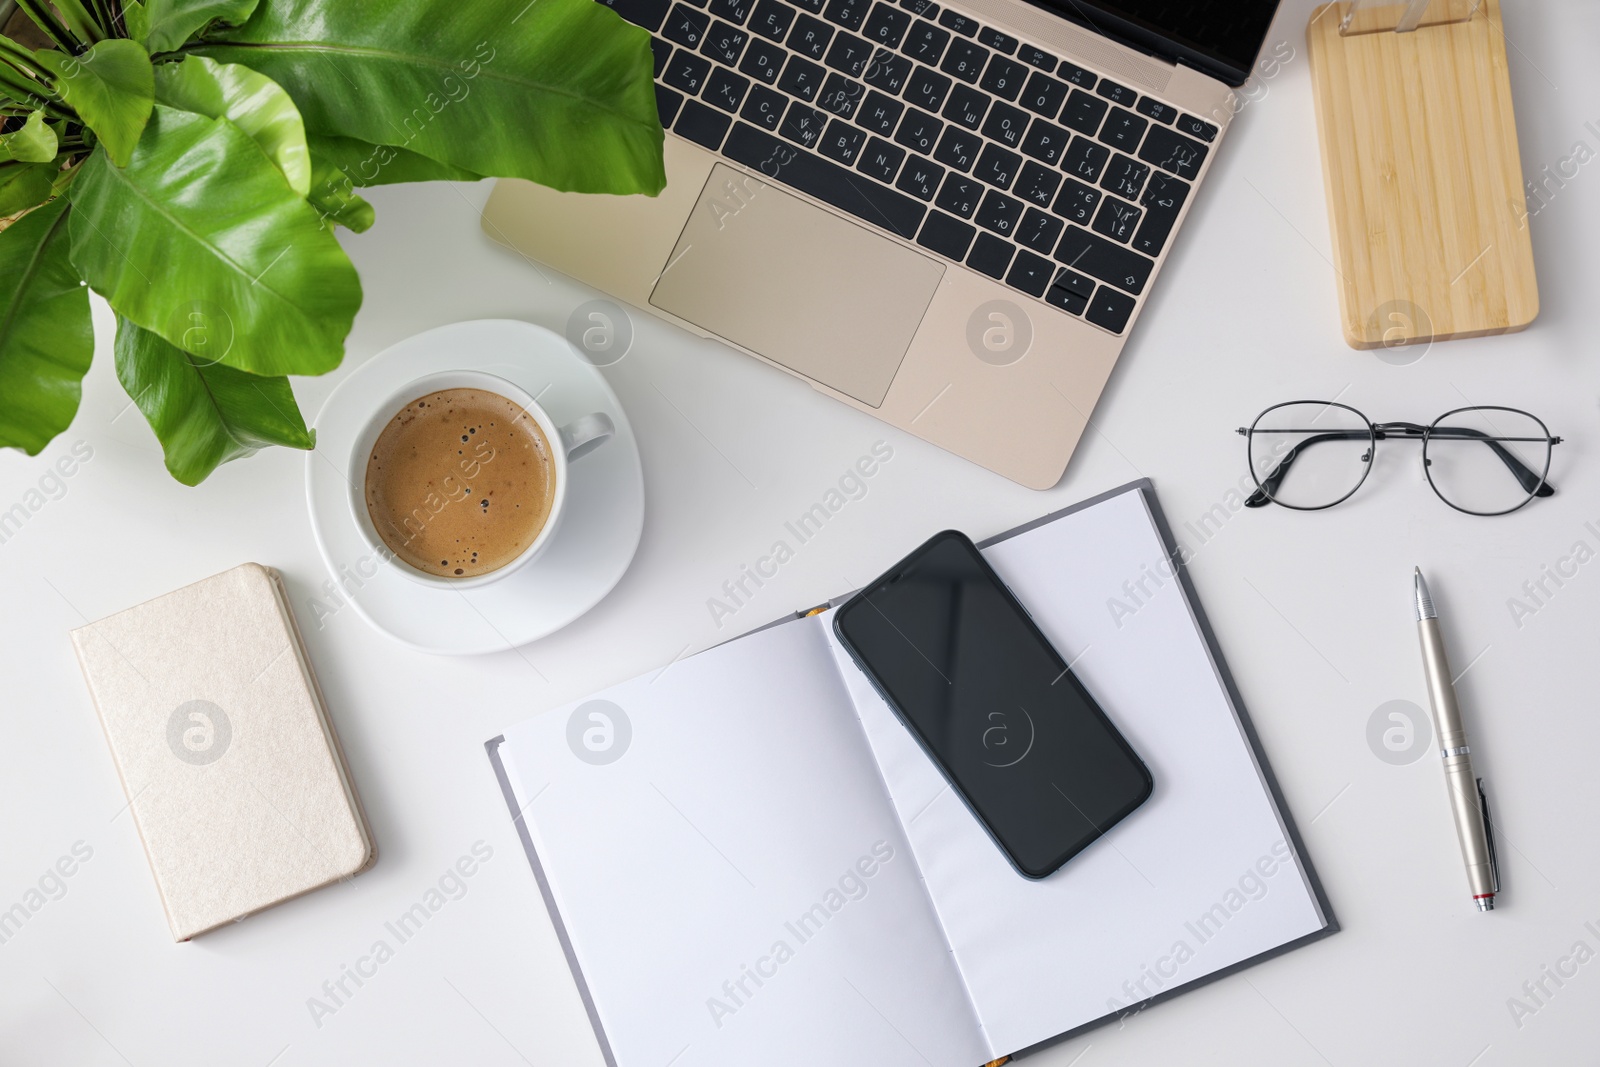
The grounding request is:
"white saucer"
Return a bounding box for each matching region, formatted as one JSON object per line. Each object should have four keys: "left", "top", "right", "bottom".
{"left": 305, "top": 320, "right": 645, "bottom": 655}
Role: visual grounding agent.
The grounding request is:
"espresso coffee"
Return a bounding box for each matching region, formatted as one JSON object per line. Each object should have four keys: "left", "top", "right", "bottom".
{"left": 364, "top": 388, "right": 555, "bottom": 578}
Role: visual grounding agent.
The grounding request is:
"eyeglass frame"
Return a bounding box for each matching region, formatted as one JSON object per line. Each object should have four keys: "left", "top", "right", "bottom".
{"left": 1236, "top": 401, "right": 1563, "bottom": 516}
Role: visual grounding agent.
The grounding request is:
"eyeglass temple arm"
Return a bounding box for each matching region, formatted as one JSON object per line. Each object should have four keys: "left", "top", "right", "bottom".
{"left": 1238, "top": 426, "right": 1558, "bottom": 508}
{"left": 1419, "top": 425, "right": 1557, "bottom": 496}
{"left": 1241, "top": 430, "right": 1368, "bottom": 507}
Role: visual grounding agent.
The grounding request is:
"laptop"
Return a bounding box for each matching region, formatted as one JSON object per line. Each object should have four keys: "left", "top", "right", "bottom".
{"left": 482, "top": 0, "right": 1282, "bottom": 488}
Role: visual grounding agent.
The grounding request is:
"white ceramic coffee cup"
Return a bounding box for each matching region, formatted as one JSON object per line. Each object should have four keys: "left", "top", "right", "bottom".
{"left": 347, "top": 370, "right": 613, "bottom": 589}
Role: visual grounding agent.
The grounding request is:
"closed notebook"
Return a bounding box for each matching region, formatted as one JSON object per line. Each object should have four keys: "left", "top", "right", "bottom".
{"left": 71, "top": 563, "right": 374, "bottom": 941}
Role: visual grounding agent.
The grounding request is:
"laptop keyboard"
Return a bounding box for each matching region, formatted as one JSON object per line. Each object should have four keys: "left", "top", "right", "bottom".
{"left": 601, "top": 0, "right": 1219, "bottom": 336}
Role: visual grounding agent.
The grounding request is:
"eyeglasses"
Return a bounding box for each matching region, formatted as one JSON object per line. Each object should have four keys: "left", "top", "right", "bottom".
{"left": 1237, "top": 402, "right": 1563, "bottom": 515}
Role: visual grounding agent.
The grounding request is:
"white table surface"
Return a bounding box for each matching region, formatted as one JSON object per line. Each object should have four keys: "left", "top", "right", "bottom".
{"left": 4, "top": 1, "right": 1598, "bottom": 1063}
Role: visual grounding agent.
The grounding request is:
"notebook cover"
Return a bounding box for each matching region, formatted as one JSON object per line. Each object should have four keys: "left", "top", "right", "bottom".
{"left": 71, "top": 563, "right": 374, "bottom": 941}
{"left": 486, "top": 480, "right": 1336, "bottom": 1060}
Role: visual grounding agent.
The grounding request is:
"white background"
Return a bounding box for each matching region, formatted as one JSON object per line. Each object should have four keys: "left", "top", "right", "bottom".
{"left": 3, "top": 0, "right": 1598, "bottom": 1063}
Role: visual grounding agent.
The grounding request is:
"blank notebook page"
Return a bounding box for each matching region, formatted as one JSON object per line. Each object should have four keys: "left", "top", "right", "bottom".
{"left": 824, "top": 488, "right": 1327, "bottom": 1056}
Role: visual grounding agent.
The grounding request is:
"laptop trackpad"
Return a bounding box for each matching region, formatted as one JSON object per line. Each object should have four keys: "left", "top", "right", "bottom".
{"left": 650, "top": 165, "right": 944, "bottom": 408}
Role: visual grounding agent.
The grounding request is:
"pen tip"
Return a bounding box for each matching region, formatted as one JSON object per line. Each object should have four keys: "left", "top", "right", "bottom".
{"left": 1413, "top": 570, "right": 1436, "bottom": 620}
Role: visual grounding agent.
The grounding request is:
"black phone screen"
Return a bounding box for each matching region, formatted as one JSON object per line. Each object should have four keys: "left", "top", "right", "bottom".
{"left": 834, "top": 531, "right": 1152, "bottom": 878}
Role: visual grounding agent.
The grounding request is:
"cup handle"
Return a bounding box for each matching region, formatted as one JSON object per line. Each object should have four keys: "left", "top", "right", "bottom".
{"left": 558, "top": 412, "right": 615, "bottom": 462}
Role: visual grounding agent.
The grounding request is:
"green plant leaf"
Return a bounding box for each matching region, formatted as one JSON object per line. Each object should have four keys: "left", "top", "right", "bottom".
{"left": 0, "top": 162, "right": 57, "bottom": 215}
{"left": 35, "top": 39, "right": 154, "bottom": 166}
{"left": 0, "top": 196, "right": 93, "bottom": 455}
{"left": 0, "top": 110, "right": 58, "bottom": 163}
{"left": 122, "top": 1, "right": 151, "bottom": 44}
{"left": 306, "top": 132, "right": 479, "bottom": 187}
{"left": 193, "top": 0, "right": 665, "bottom": 195}
{"left": 142, "top": 0, "right": 260, "bottom": 54}
{"left": 306, "top": 157, "right": 373, "bottom": 232}
{"left": 114, "top": 315, "right": 314, "bottom": 485}
{"left": 153, "top": 54, "right": 308, "bottom": 194}
{"left": 68, "top": 106, "right": 361, "bottom": 377}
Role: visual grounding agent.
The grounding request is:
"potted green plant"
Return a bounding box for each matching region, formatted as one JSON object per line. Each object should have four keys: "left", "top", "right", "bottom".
{"left": 0, "top": 0, "right": 663, "bottom": 484}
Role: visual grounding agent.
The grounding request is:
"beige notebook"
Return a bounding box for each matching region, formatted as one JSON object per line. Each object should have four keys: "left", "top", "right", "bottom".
{"left": 71, "top": 564, "right": 374, "bottom": 941}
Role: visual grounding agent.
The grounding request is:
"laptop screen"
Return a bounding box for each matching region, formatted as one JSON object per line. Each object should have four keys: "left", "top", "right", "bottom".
{"left": 1035, "top": 0, "right": 1282, "bottom": 86}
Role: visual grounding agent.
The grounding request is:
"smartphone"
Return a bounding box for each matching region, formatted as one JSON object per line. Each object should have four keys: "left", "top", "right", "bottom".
{"left": 833, "top": 531, "right": 1152, "bottom": 879}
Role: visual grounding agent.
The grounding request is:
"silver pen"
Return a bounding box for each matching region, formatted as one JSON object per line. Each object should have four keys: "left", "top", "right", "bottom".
{"left": 1414, "top": 568, "right": 1500, "bottom": 912}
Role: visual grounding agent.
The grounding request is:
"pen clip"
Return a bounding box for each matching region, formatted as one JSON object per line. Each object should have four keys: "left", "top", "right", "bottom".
{"left": 1477, "top": 777, "right": 1500, "bottom": 895}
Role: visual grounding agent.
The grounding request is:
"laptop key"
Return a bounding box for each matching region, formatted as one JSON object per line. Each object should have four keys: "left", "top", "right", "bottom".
{"left": 600, "top": 0, "right": 671, "bottom": 31}
{"left": 1136, "top": 96, "right": 1176, "bottom": 124}
{"left": 778, "top": 55, "right": 826, "bottom": 101}
{"left": 1091, "top": 196, "right": 1140, "bottom": 242}
{"left": 1100, "top": 153, "right": 1149, "bottom": 201}
{"left": 905, "top": 65, "right": 952, "bottom": 110}
{"left": 898, "top": 0, "right": 937, "bottom": 14}
{"left": 1099, "top": 107, "right": 1147, "bottom": 153}
{"left": 856, "top": 91, "right": 903, "bottom": 134}
{"left": 863, "top": 47, "right": 912, "bottom": 93}
{"left": 1062, "top": 136, "right": 1109, "bottom": 183}
{"left": 942, "top": 84, "right": 989, "bottom": 129}
{"left": 705, "top": 67, "right": 751, "bottom": 112}
{"left": 825, "top": 0, "right": 870, "bottom": 31}
{"left": 973, "top": 142, "right": 1021, "bottom": 189}
{"left": 932, "top": 125, "right": 979, "bottom": 171}
{"left": 894, "top": 107, "right": 943, "bottom": 153}
{"left": 916, "top": 210, "right": 975, "bottom": 259}
{"left": 1060, "top": 89, "right": 1107, "bottom": 136}
{"left": 977, "top": 27, "right": 1018, "bottom": 54}
{"left": 825, "top": 32, "right": 874, "bottom": 76}
{"left": 1052, "top": 177, "right": 1099, "bottom": 223}
{"left": 1044, "top": 268, "right": 1091, "bottom": 314}
{"left": 966, "top": 233, "right": 1014, "bottom": 280}
{"left": 940, "top": 39, "right": 989, "bottom": 83}
{"left": 1175, "top": 113, "right": 1219, "bottom": 142}
{"left": 1096, "top": 78, "right": 1137, "bottom": 106}
{"left": 655, "top": 84, "right": 685, "bottom": 127}
{"left": 936, "top": 9, "right": 976, "bottom": 36}
{"left": 1005, "top": 249, "right": 1054, "bottom": 297}
{"left": 1020, "top": 118, "right": 1069, "bottom": 165}
{"left": 1139, "top": 124, "right": 1208, "bottom": 180}
{"left": 1056, "top": 60, "right": 1095, "bottom": 89}
{"left": 896, "top": 156, "right": 945, "bottom": 200}
{"left": 975, "top": 189, "right": 1023, "bottom": 237}
{"left": 788, "top": 14, "right": 833, "bottom": 59}
{"left": 856, "top": 135, "right": 906, "bottom": 181}
{"left": 748, "top": 0, "right": 795, "bottom": 41}
{"left": 650, "top": 35, "right": 672, "bottom": 76}
{"left": 781, "top": 101, "right": 830, "bottom": 148}
{"left": 1086, "top": 285, "right": 1136, "bottom": 332}
{"left": 1132, "top": 170, "right": 1188, "bottom": 256}
{"left": 819, "top": 119, "right": 867, "bottom": 164}
{"left": 740, "top": 84, "right": 786, "bottom": 129}
{"left": 864, "top": 3, "right": 911, "bottom": 47}
{"left": 980, "top": 101, "right": 1028, "bottom": 149}
{"left": 935, "top": 172, "right": 981, "bottom": 218}
{"left": 724, "top": 123, "right": 927, "bottom": 236}
{"left": 901, "top": 19, "right": 949, "bottom": 64}
{"left": 1013, "top": 161, "right": 1060, "bottom": 207}
{"left": 980, "top": 55, "right": 1027, "bottom": 101}
{"left": 819, "top": 73, "right": 865, "bottom": 116}
{"left": 1054, "top": 226, "right": 1152, "bottom": 294}
{"left": 664, "top": 4, "right": 710, "bottom": 47}
{"left": 664, "top": 51, "right": 711, "bottom": 94}
{"left": 1016, "top": 207, "right": 1063, "bottom": 254}
{"left": 1018, "top": 45, "right": 1056, "bottom": 70}
{"left": 709, "top": 0, "right": 752, "bottom": 23}
{"left": 675, "top": 99, "right": 732, "bottom": 149}
{"left": 1019, "top": 70, "right": 1068, "bottom": 118}
{"left": 793, "top": 0, "right": 825, "bottom": 11}
{"left": 701, "top": 20, "right": 748, "bottom": 64}
{"left": 740, "top": 39, "right": 785, "bottom": 82}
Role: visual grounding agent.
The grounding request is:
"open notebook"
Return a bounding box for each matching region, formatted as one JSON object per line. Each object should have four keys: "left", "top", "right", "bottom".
{"left": 487, "top": 481, "right": 1335, "bottom": 1065}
